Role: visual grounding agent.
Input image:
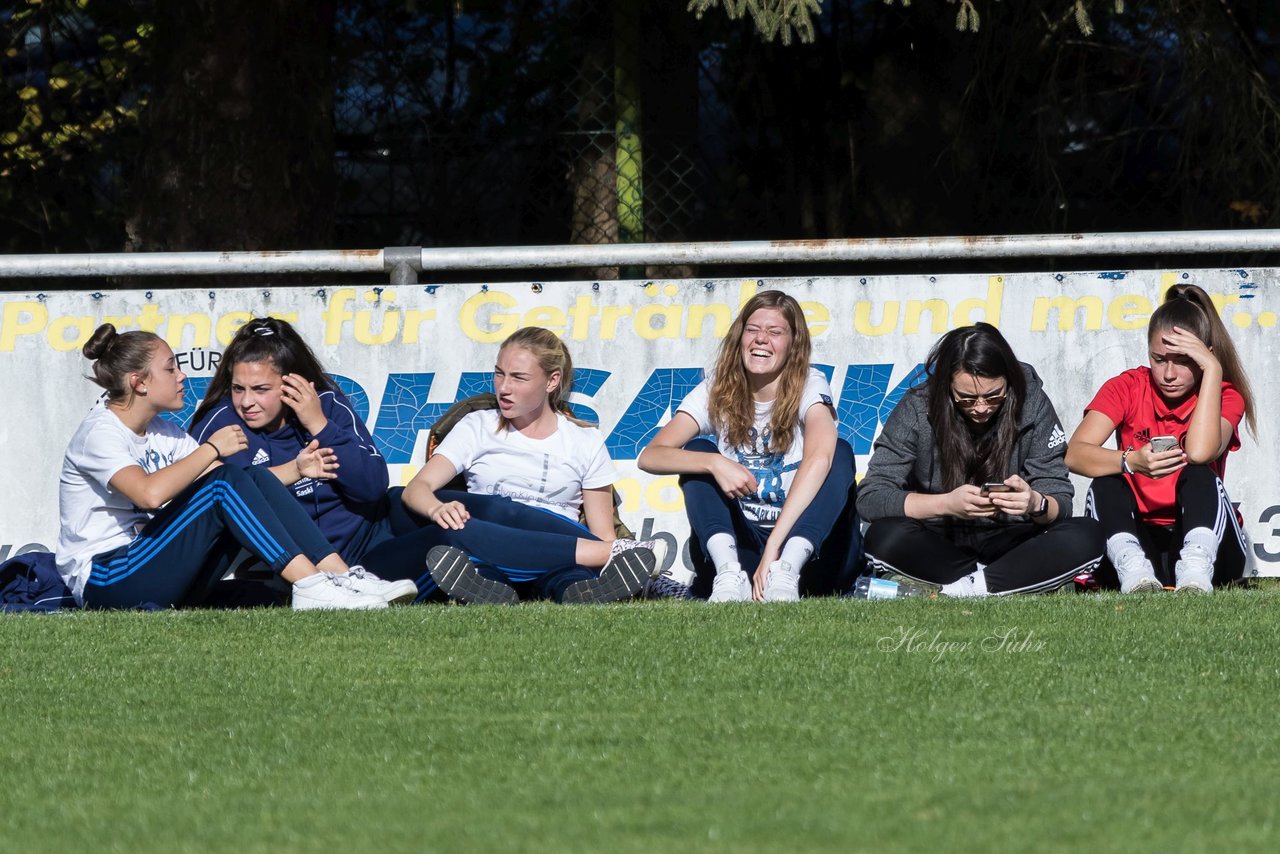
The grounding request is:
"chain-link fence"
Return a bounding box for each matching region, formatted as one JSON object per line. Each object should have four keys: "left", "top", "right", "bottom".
{"left": 332, "top": 0, "right": 703, "bottom": 277}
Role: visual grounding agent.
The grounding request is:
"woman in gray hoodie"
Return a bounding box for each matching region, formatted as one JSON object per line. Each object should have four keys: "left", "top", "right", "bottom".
{"left": 856, "top": 323, "right": 1103, "bottom": 596}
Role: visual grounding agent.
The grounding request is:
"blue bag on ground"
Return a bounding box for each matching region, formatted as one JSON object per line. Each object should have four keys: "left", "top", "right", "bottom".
{"left": 0, "top": 551, "right": 78, "bottom": 612}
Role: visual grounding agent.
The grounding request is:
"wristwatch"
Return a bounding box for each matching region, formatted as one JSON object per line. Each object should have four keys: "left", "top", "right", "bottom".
{"left": 1028, "top": 493, "right": 1050, "bottom": 518}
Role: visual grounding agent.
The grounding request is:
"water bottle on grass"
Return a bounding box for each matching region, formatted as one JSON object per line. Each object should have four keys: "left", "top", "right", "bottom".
{"left": 848, "top": 574, "right": 940, "bottom": 600}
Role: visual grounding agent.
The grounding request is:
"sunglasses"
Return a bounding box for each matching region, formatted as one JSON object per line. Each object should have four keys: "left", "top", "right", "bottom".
{"left": 952, "top": 388, "right": 1008, "bottom": 410}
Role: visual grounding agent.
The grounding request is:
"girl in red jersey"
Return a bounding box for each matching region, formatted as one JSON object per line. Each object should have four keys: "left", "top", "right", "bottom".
{"left": 1066, "top": 284, "right": 1256, "bottom": 592}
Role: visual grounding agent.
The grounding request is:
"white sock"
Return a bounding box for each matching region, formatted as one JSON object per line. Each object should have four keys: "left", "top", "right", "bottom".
{"left": 1182, "top": 527, "right": 1219, "bottom": 559}
{"left": 706, "top": 533, "right": 738, "bottom": 571}
{"left": 779, "top": 537, "right": 814, "bottom": 572}
{"left": 942, "top": 568, "right": 989, "bottom": 598}
{"left": 1106, "top": 533, "right": 1145, "bottom": 566}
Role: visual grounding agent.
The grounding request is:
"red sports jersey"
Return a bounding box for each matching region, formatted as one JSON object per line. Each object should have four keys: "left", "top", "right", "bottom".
{"left": 1084, "top": 367, "right": 1243, "bottom": 526}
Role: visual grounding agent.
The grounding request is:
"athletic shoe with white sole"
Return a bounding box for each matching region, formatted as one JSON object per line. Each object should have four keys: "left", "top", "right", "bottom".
{"left": 291, "top": 572, "right": 388, "bottom": 611}
{"left": 708, "top": 564, "right": 751, "bottom": 603}
{"left": 344, "top": 565, "right": 419, "bottom": 605}
{"left": 561, "top": 539, "right": 658, "bottom": 604}
{"left": 643, "top": 563, "right": 696, "bottom": 600}
{"left": 1174, "top": 544, "right": 1214, "bottom": 593}
{"left": 426, "top": 545, "right": 519, "bottom": 605}
{"left": 762, "top": 559, "right": 800, "bottom": 602}
{"left": 1113, "top": 549, "right": 1162, "bottom": 594}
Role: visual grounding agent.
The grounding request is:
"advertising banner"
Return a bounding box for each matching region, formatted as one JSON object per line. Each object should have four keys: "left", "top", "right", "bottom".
{"left": 3, "top": 269, "right": 1276, "bottom": 572}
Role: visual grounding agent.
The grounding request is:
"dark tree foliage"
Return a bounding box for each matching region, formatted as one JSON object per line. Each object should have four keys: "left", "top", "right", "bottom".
{"left": 124, "top": 0, "right": 337, "bottom": 251}
{"left": 0, "top": 0, "right": 148, "bottom": 252}
{"left": 2, "top": 0, "right": 1278, "bottom": 265}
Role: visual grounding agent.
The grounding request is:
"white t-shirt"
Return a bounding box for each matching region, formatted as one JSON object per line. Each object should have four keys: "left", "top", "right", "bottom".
{"left": 677, "top": 367, "right": 835, "bottom": 525}
{"left": 56, "top": 403, "right": 199, "bottom": 603}
{"left": 434, "top": 409, "right": 616, "bottom": 521}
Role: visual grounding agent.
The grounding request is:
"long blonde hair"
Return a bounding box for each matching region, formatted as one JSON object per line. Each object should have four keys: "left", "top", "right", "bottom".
{"left": 1149, "top": 283, "right": 1256, "bottom": 435}
{"left": 496, "top": 326, "right": 576, "bottom": 431}
{"left": 708, "top": 290, "right": 813, "bottom": 452}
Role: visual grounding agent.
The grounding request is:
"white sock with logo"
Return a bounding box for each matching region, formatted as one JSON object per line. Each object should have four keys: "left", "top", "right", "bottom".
{"left": 779, "top": 537, "right": 814, "bottom": 572}
{"left": 707, "top": 533, "right": 738, "bottom": 572}
{"left": 1106, "top": 533, "right": 1145, "bottom": 566}
{"left": 1182, "top": 527, "right": 1219, "bottom": 560}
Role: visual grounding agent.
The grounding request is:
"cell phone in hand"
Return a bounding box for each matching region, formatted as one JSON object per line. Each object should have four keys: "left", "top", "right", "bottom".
{"left": 1149, "top": 435, "right": 1179, "bottom": 453}
{"left": 981, "top": 482, "right": 1014, "bottom": 493}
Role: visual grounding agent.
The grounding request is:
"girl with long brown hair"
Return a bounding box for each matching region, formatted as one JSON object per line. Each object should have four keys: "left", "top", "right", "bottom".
{"left": 638, "top": 290, "right": 860, "bottom": 601}
{"left": 858, "top": 323, "right": 1103, "bottom": 596}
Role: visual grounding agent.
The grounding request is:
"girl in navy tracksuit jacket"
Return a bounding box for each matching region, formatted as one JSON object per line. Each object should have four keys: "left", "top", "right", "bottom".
{"left": 189, "top": 317, "right": 416, "bottom": 600}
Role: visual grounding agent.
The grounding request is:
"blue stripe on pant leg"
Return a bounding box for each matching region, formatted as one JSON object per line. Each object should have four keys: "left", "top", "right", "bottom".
{"left": 91, "top": 481, "right": 286, "bottom": 583}
{"left": 93, "top": 480, "right": 287, "bottom": 577}
{"left": 90, "top": 480, "right": 290, "bottom": 586}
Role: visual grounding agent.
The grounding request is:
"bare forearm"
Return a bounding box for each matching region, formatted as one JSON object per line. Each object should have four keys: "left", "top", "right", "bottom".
{"left": 1184, "top": 374, "right": 1224, "bottom": 462}
{"left": 1065, "top": 442, "right": 1125, "bottom": 478}
{"left": 637, "top": 444, "right": 714, "bottom": 476}
{"left": 766, "top": 452, "right": 831, "bottom": 549}
{"left": 269, "top": 461, "right": 301, "bottom": 485}
{"left": 135, "top": 444, "right": 220, "bottom": 509}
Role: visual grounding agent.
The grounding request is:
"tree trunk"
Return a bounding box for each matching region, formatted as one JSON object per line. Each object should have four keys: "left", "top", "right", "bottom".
{"left": 125, "top": 0, "right": 337, "bottom": 254}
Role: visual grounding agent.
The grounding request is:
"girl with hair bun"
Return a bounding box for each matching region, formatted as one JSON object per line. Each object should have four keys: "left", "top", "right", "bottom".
{"left": 1067, "top": 284, "right": 1256, "bottom": 593}
{"left": 56, "top": 324, "right": 389, "bottom": 610}
{"left": 189, "top": 316, "right": 416, "bottom": 605}
{"left": 387, "top": 326, "right": 663, "bottom": 604}
{"left": 857, "top": 322, "right": 1104, "bottom": 596}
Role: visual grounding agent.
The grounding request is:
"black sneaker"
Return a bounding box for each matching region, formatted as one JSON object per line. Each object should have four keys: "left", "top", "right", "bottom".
{"left": 562, "top": 543, "right": 656, "bottom": 604}
{"left": 426, "top": 545, "right": 519, "bottom": 605}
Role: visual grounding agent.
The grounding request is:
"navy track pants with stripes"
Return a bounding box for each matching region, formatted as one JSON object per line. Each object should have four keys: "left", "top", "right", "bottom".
{"left": 84, "top": 465, "right": 335, "bottom": 609}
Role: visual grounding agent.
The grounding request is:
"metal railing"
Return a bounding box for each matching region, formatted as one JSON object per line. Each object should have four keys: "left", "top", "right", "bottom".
{"left": 1, "top": 229, "right": 1278, "bottom": 284}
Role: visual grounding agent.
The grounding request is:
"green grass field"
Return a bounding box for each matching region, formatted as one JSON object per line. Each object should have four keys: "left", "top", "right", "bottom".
{"left": 4, "top": 591, "right": 1278, "bottom": 852}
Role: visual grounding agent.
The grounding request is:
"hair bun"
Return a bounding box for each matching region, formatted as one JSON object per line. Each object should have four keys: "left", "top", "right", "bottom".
{"left": 82, "top": 323, "right": 118, "bottom": 360}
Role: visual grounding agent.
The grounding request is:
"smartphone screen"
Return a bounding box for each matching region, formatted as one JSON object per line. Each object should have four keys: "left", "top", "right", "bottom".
{"left": 981, "top": 483, "right": 1013, "bottom": 493}
{"left": 1150, "top": 436, "right": 1179, "bottom": 452}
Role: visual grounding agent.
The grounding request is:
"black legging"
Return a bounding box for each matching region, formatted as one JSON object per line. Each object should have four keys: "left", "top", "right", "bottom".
{"left": 1085, "top": 465, "right": 1248, "bottom": 588}
{"left": 862, "top": 515, "right": 1104, "bottom": 594}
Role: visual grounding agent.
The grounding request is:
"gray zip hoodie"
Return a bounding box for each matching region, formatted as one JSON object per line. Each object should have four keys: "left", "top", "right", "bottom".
{"left": 856, "top": 362, "right": 1073, "bottom": 524}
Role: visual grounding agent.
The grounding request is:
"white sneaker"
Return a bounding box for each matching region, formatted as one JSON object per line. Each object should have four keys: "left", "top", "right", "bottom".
{"left": 762, "top": 560, "right": 800, "bottom": 602}
{"left": 291, "top": 572, "right": 388, "bottom": 611}
{"left": 344, "top": 565, "right": 419, "bottom": 605}
{"left": 1113, "top": 550, "right": 1162, "bottom": 594}
{"left": 1174, "top": 544, "right": 1214, "bottom": 593}
{"left": 708, "top": 564, "right": 751, "bottom": 603}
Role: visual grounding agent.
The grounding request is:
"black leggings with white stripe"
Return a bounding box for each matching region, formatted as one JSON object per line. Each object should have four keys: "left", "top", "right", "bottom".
{"left": 1086, "top": 465, "right": 1248, "bottom": 588}
{"left": 862, "top": 516, "right": 1105, "bottom": 594}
